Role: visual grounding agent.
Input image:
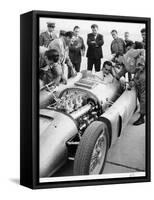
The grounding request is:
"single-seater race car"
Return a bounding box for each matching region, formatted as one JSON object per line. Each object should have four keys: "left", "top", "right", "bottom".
{"left": 39, "top": 71, "right": 137, "bottom": 177}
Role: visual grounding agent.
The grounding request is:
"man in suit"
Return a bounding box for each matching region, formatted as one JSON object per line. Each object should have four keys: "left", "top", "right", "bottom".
{"left": 39, "top": 22, "right": 57, "bottom": 48}
{"left": 69, "top": 26, "right": 85, "bottom": 72}
{"left": 86, "top": 24, "right": 104, "bottom": 72}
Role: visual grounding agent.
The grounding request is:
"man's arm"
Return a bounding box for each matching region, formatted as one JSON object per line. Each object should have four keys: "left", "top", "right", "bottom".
{"left": 53, "top": 64, "right": 63, "bottom": 86}
{"left": 110, "top": 41, "right": 114, "bottom": 54}
{"left": 87, "top": 34, "right": 96, "bottom": 47}
{"left": 96, "top": 34, "right": 104, "bottom": 47}
{"left": 121, "top": 39, "right": 126, "bottom": 53}
{"left": 39, "top": 33, "right": 44, "bottom": 46}
{"left": 81, "top": 37, "right": 86, "bottom": 51}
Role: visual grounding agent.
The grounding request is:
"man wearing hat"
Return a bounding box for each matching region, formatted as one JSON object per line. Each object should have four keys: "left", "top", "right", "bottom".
{"left": 39, "top": 22, "right": 57, "bottom": 48}
{"left": 86, "top": 24, "right": 104, "bottom": 72}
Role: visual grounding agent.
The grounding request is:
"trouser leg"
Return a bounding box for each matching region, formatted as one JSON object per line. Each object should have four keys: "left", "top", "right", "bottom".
{"left": 73, "top": 62, "right": 81, "bottom": 72}
{"left": 94, "top": 59, "right": 101, "bottom": 72}
{"left": 87, "top": 58, "right": 94, "bottom": 71}
{"left": 138, "top": 91, "right": 145, "bottom": 116}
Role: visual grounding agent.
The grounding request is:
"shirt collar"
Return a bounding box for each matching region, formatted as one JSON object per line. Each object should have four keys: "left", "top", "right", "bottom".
{"left": 47, "top": 31, "right": 53, "bottom": 36}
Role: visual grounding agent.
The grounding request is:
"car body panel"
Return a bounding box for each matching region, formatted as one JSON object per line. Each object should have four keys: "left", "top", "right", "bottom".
{"left": 40, "top": 109, "right": 78, "bottom": 177}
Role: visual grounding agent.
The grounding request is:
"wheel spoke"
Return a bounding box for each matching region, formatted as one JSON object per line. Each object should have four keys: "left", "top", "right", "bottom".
{"left": 89, "top": 131, "right": 107, "bottom": 174}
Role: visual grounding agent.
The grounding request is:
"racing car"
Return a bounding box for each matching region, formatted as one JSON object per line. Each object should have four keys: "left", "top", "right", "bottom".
{"left": 39, "top": 71, "right": 137, "bottom": 177}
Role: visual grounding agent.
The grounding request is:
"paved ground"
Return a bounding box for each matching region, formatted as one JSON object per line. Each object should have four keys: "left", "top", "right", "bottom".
{"left": 53, "top": 111, "right": 145, "bottom": 177}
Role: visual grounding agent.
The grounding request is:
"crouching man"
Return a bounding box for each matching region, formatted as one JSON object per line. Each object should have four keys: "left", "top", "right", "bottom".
{"left": 48, "top": 31, "right": 77, "bottom": 79}
{"left": 40, "top": 49, "right": 67, "bottom": 87}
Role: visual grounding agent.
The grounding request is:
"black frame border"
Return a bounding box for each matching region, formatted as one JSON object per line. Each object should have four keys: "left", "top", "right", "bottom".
{"left": 20, "top": 10, "right": 151, "bottom": 189}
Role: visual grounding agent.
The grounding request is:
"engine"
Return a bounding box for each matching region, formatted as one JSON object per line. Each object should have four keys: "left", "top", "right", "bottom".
{"left": 47, "top": 88, "right": 101, "bottom": 132}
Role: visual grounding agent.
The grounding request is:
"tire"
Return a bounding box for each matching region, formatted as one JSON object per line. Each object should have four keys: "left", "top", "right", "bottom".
{"left": 73, "top": 121, "right": 109, "bottom": 175}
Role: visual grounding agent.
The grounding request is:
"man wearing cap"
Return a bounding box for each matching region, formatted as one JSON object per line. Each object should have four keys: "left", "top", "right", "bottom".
{"left": 39, "top": 22, "right": 57, "bottom": 48}
{"left": 86, "top": 24, "right": 104, "bottom": 72}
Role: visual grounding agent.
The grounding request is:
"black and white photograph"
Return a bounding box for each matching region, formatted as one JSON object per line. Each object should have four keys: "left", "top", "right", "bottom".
{"left": 38, "top": 14, "right": 149, "bottom": 184}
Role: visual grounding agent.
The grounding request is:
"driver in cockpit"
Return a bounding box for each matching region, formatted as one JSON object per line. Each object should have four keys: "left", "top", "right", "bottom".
{"left": 102, "top": 61, "right": 116, "bottom": 83}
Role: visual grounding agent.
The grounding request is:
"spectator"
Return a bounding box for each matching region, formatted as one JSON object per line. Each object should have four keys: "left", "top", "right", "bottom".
{"left": 69, "top": 26, "right": 85, "bottom": 72}
{"left": 141, "top": 28, "right": 146, "bottom": 49}
{"left": 39, "top": 22, "right": 57, "bottom": 48}
{"left": 124, "top": 32, "right": 133, "bottom": 47}
{"left": 59, "top": 30, "right": 66, "bottom": 38}
{"left": 111, "top": 30, "right": 125, "bottom": 55}
{"left": 86, "top": 24, "right": 104, "bottom": 72}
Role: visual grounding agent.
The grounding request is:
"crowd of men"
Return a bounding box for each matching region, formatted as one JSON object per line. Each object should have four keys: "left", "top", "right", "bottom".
{"left": 39, "top": 22, "right": 146, "bottom": 126}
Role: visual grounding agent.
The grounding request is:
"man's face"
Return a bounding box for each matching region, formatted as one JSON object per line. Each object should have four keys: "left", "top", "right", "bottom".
{"left": 74, "top": 28, "right": 80, "bottom": 37}
{"left": 103, "top": 64, "right": 112, "bottom": 75}
{"left": 44, "top": 57, "right": 54, "bottom": 66}
{"left": 125, "top": 32, "right": 129, "bottom": 40}
{"left": 111, "top": 31, "right": 118, "bottom": 39}
{"left": 92, "top": 27, "right": 98, "bottom": 35}
{"left": 141, "top": 32, "right": 146, "bottom": 42}
{"left": 47, "top": 26, "right": 55, "bottom": 33}
{"left": 65, "top": 36, "right": 74, "bottom": 46}
{"left": 115, "top": 55, "right": 124, "bottom": 64}
{"left": 126, "top": 46, "right": 131, "bottom": 52}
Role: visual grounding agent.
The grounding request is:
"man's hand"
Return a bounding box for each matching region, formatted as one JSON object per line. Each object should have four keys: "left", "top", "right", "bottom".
{"left": 71, "top": 67, "right": 77, "bottom": 77}
{"left": 126, "top": 81, "right": 135, "bottom": 90}
{"left": 62, "top": 78, "right": 67, "bottom": 85}
{"left": 129, "top": 80, "right": 135, "bottom": 88}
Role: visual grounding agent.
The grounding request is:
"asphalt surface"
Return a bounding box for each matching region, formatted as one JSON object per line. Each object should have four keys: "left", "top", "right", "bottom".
{"left": 53, "top": 111, "right": 145, "bottom": 177}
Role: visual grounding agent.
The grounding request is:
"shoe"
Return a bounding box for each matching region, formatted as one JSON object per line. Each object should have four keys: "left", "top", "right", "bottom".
{"left": 133, "top": 115, "right": 144, "bottom": 126}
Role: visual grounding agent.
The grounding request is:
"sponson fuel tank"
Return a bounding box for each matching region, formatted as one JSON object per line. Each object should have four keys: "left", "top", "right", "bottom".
{"left": 40, "top": 109, "right": 78, "bottom": 177}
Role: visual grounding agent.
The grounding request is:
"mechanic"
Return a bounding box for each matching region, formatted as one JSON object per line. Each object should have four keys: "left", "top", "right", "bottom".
{"left": 39, "top": 49, "right": 67, "bottom": 86}
{"left": 48, "top": 31, "right": 77, "bottom": 79}
{"left": 114, "top": 45, "right": 146, "bottom": 126}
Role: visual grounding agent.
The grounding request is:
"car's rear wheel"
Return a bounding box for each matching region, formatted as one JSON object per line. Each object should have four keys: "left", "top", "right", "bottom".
{"left": 73, "top": 121, "right": 109, "bottom": 175}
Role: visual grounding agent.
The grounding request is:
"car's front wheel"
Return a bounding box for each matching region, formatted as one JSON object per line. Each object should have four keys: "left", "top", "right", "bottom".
{"left": 73, "top": 121, "right": 109, "bottom": 175}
